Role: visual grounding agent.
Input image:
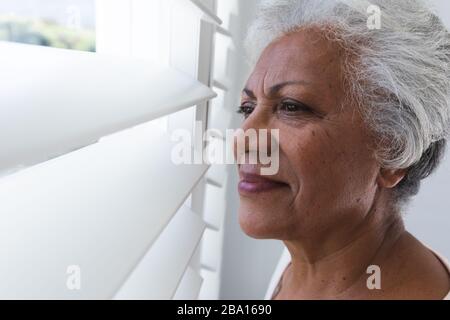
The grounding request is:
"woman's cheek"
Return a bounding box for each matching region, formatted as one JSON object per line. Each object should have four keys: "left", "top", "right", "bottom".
{"left": 283, "top": 127, "right": 331, "bottom": 173}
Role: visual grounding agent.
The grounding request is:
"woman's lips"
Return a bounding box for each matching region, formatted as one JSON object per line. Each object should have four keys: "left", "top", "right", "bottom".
{"left": 238, "top": 172, "right": 288, "bottom": 194}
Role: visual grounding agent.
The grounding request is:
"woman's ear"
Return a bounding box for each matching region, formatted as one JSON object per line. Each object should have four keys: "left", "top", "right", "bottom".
{"left": 377, "top": 168, "right": 408, "bottom": 189}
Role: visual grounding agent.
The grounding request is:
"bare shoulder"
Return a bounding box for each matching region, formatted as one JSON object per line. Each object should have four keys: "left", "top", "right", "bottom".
{"left": 371, "top": 232, "right": 450, "bottom": 300}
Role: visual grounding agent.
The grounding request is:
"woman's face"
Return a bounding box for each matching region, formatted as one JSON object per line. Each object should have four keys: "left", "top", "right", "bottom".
{"left": 237, "top": 29, "right": 382, "bottom": 240}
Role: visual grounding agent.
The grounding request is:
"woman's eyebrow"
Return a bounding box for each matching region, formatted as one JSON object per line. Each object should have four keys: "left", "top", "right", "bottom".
{"left": 242, "top": 80, "right": 311, "bottom": 98}
{"left": 242, "top": 88, "right": 256, "bottom": 99}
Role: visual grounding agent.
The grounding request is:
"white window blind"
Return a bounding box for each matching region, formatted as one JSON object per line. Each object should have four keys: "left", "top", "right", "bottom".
{"left": 173, "top": 267, "right": 204, "bottom": 300}
{"left": 0, "top": 42, "right": 215, "bottom": 175}
{"left": 0, "top": 124, "right": 208, "bottom": 299}
{"left": 0, "top": 0, "right": 232, "bottom": 299}
{"left": 113, "top": 205, "right": 206, "bottom": 300}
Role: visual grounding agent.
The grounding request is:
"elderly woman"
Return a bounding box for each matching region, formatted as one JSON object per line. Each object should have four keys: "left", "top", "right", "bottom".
{"left": 236, "top": 0, "right": 450, "bottom": 299}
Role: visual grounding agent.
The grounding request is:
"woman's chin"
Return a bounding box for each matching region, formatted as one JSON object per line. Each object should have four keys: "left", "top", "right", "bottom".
{"left": 238, "top": 208, "right": 282, "bottom": 239}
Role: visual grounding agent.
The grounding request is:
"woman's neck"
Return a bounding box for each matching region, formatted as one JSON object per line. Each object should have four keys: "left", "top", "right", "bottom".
{"left": 282, "top": 198, "right": 406, "bottom": 298}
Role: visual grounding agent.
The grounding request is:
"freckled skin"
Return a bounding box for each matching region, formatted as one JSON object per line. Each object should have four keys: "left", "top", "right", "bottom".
{"left": 237, "top": 29, "right": 450, "bottom": 299}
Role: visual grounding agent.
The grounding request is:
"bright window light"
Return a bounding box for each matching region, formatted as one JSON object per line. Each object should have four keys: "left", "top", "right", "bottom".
{"left": 0, "top": 0, "right": 95, "bottom": 51}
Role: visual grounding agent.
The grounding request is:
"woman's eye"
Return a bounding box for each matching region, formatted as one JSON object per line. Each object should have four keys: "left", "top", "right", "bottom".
{"left": 237, "top": 104, "right": 255, "bottom": 118}
{"left": 279, "top": 101, "right": 307, "bottom": 113}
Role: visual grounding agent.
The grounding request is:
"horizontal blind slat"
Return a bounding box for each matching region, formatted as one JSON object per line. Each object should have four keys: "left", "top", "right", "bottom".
{"left": 203, "top": 183, "right": 226, "bottom": 231}
{"left": 215, "top": 25, "right": 232, "bottom": 37}
{"left": 212, "top": 79, "right": 229, "bottom": 92}
{"left": 200, "top": 228, "right": 223, "bottom": 273}
{"left": 114, "top": 206, "right": 206, "bottom": 300}
{"left": 0, "top": 42, "right": 216, "bottom": 174}
{"left": 0, "top": 124, "right": 208, "bottom": 299}
{"left": 198, "top": 269, "right": 221, "bottom": 300}
{"left": 187, "top": 0, "right": 222, "bottom": 26}
{"left": 173, "top": 267, "right": 204, "bottom": 300}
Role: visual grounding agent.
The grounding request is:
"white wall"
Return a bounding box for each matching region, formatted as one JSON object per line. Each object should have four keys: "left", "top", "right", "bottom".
{"left": 219, "top": 0, "right": 450, "bottom": 299}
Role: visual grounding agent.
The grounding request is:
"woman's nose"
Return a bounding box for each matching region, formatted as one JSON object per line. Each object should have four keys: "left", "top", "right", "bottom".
{"left": 234, "top": 106, "right": 275, "bottom": 163}
{"left": 240, "top": 104, "right": 270, "bottom": 132}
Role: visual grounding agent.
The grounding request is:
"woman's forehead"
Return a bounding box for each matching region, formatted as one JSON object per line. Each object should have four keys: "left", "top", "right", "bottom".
{"left": 245, "top": 32, "right": 342, "bottom": 94}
